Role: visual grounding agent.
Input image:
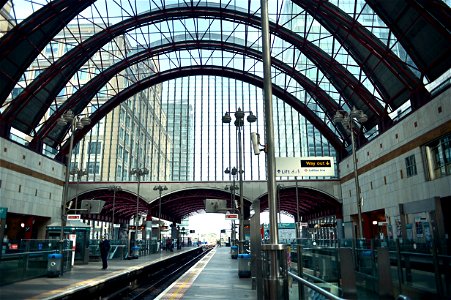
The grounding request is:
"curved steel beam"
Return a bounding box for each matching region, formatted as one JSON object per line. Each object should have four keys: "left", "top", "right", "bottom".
{"left": 293, "top": 0, "right": 429, "bottom": 111}
{"left": 0, "top": 0, "right": 95, "bottom": 107}
{"left": 367, "top": 0, "right": 451, "bottom": 82}
{"left": 258, "top": 187, "right": 341, "bottom": 221}
{"left": 55, "top": 65, "right": 346, "bottom": 161}
{"left": 75, "top": 188, "right": 150, "bottom": 220}
{"left": 4, "top": 4, "right": 383, "bottom": 138}
{"left": 32, "top": 38, "right": 343, "bottom": 149}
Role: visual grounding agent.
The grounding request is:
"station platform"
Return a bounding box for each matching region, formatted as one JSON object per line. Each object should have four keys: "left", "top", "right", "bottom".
{"left": 156, "top": 246, "right": 257, "bottom": 299}
{"left": 0, "top": 247, "right": 191, "bottom": 300}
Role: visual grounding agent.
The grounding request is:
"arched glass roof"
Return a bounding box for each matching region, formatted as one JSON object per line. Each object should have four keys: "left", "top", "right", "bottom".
{"left": 0, "top": 0, "right": 449, "bottom": 183}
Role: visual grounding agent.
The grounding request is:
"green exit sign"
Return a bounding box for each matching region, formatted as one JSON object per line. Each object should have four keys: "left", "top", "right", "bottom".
{"left": 300, "top": 159, "right": 332, "bottom": 167}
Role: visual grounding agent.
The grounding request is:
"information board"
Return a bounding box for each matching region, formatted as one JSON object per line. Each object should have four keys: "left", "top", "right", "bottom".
{"left": 276, "top": 157, "right": 335, "bottom": 177}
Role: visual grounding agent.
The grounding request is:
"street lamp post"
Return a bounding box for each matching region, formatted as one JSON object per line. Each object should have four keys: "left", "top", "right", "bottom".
{"left": 153, "top": 185, "right": 168, "bottom": 252}
{"left": 222, "top": 108, "right": 257, "bottom": 253}
{"left": 130, "top": 167, "right": 149, "bottom": 254}
{"left": 57, "top": 110, "right": 91, "bottom": 243}
{"left": 70, "top": 167, "right": 88, "bottom": 213}
{"left": 225, "top": 167, "right": 239, "bottom": 246}
{"left": 108, "top": 185, "right": 122, "bottom": 240}
{"left": 333, "top": 106, "right": 368, "bottom": 239}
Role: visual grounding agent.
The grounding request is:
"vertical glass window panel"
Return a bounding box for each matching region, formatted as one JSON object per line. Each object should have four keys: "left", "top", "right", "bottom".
{"left": 57, "top": 87, "right": 66, "bottom": 97}
{"left": 87, "top": 162, "right": 100, "bottom": 174}
{"left": 124, "top": 150, "right": 129, "bottom": 163}
{"left": 117, "top": 165, "right": 122, "bottom": 180}
{"left": 34, "top": 69, "right": 43, "bottom": 78}
{"left": 72, "top": 143, "right": 80, "bottom": 155}
{"left": 88, "top": 141, "right": 102, "bottom": 155}
{"left": 77, "top": 69, "right": 89, "bottom": 81}
{"left": 91, "top": 104, "right": 99, "bottom": 113}
{"left": 118, "top": 145, "right": 123, "bottom": 158}
{"left": 119, "top": 127, "right": 125, "bottom": 140}
{"left": 125, "top": 132, "right": 130, "bottom": 146}
{"left": 405, "top": 155, "right": 417, "bottom": 177}
{"left": 424, "top": 134, "right": 451, "bottom": 180}
{"left": 11, "top": 87, "right": 23, "bottom": 98}
{"left": 49, "top": 104, "right": 57, "bottom": 116}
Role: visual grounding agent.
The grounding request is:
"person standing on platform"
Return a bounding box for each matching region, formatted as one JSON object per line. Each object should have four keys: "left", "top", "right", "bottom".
{"left": 99, "top": 237, "right": 111, "bottom": 270}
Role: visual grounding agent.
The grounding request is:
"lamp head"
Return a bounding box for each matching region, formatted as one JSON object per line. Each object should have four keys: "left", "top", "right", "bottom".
{"left": 224, "top": 167, "right": 230, "bottom": 174}
{"left": 234, "top": 108, "right": 245, "bottom": 119}
{"left": 231, "top": 167, "right": 237, "bottom": 175}
{"left": 222, "top": 112, "right": 232, "bottom": 124}
{"left": 247, "top": 112, "right": 257, "bottom": 123}
{"left": 358, "top": 111, "right": 368, "bottom": 123}
{"left": 57, "top": 117, "right": 68, "bottom": 127}
{"left": 80, "top": 116, "right": 91, "bottom": 126}
{"left": 333, "top": 111, "right": 344, "bottom": 124}
{"left": 75, "top": 120, "right": 84, "bottom": 130}
{"left": 62, "top": 110, "right": 75, "bottom": 122}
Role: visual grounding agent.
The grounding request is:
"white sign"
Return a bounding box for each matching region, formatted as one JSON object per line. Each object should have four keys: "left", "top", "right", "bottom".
{"left": 276, "top": 157, "right": 335, "bottom": 177}
{"left": 225, "top": 213, "right": 239, "bottom": 220}
{"left": 68, "top": 234, "right": 77, "bottom": 266}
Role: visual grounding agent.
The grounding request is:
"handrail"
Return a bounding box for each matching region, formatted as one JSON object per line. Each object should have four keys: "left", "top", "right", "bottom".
{"left": 288, "top": 271, "right": 347, "bottom": 300}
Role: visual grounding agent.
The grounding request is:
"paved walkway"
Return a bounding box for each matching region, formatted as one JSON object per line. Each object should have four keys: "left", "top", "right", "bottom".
{"left": 157, "top": 246, "right": 257, "bottom": 299}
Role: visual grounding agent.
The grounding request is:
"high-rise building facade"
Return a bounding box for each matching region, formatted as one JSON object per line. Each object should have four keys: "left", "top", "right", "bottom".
{"left": 8, "top": 23, "right": 171, "bottom": 182}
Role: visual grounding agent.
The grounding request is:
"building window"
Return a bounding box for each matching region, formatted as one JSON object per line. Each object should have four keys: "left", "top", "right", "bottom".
{"left": 119, "top": 127, "right": 125, "bottom": 140}
{"left": 425, "top": 133, "right": 451, "bottom": 180}
{"left": 72, "top": 143, "right": 80, "bottom": 155}
{"left": 405, "top": 155, "right": 417, "bottom": 177}
{"left": 87, "top": 162, "right": 100, "bottom": 174}
{"left": 117, "top": 165, "right": 122, "bottom": 180}
{"left": 88, "top": 141, "right": 102, "bottom": 155}
{"left": 118, "top": 145, "right": 123, "bottom": 159}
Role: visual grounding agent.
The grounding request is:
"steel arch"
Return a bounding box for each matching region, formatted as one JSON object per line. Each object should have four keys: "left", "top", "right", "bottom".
{"left": 3, "top": 4, "right": 384, "bottom": 139}
{"left": 54, "top": 65, "right": 346, "bottom": 161}
{"left": 30, "top": 38, "right": 346, "bottom": 151}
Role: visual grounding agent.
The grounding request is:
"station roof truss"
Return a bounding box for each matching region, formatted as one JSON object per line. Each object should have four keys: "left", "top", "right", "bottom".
{"left": 257, "top": 186, "right": 342, "bottom": 222}
{"left": 0, "top": 1, "right": 449, "bottom": 154}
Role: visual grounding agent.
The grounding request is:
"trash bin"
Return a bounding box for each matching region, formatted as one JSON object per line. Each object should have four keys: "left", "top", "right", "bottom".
{"left": 231, "top": 245, "right": 238, "bottom": 259}
{"left": 132, "top": 246, "right": 140, "bottom": 259}
{"left": 47, "top": 253, "right": 62, "bottom": 277}
{"left": 238, "top": 253, "right": 251, "bottom": 278}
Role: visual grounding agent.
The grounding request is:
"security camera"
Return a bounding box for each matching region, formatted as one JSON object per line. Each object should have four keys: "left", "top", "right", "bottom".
{"left": 250, "top": 132, "right": 261, "bottom": 155}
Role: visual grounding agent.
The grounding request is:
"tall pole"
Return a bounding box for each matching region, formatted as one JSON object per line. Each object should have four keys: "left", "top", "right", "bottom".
{"left": 112, "top": 188, "right": 116, "bottom": 240}
{"left": 237, "top": 125, "right": 244, "bottom": 253}
{"left": 350, "top": 121, "right": 363, "bottom": 239}
{"left": 261, "top": 1, "right": 288, "bottom": 298}
{"left": 158, "top": 190, "right": 162, "bottom": 251}
{"left": 333, "top": 107, "right": 367, "bottom": 240}
{"left": 60, "top": 126, "right": 75, "bottom": 242}
{"left": 154, "top": 185, "right": 167, "bottom": 252}
{"left": 135, "top": 175, "right": 140, "bottom": 247}
{"left": 260, "top": 0, "right": 278, "bottom": 246}
{"left": 295, "top": 177, "right": 304, "bottom": 298}
{"left": 232, "top": 177, "right": 236, "bottom": 245}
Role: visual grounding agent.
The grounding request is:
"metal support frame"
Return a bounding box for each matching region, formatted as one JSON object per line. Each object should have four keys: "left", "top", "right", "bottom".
{"left": 222, "top": 109, "right": 257, "bottom": 254}
{"left": 130, "top": 167, "right": 149, "bottom": 255}
{"left": 108, "top": 185, "right": 122, "bottom": 240}
{"left": 153, "top": 185, "right": 168, "bottom": 252}
{"left": 334, "top": 107, "right": 368, "bottom": 239}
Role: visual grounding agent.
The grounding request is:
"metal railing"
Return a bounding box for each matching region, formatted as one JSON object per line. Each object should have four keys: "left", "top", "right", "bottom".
{"left": 288, "top": 271, "right": 346, "bottom": 300}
